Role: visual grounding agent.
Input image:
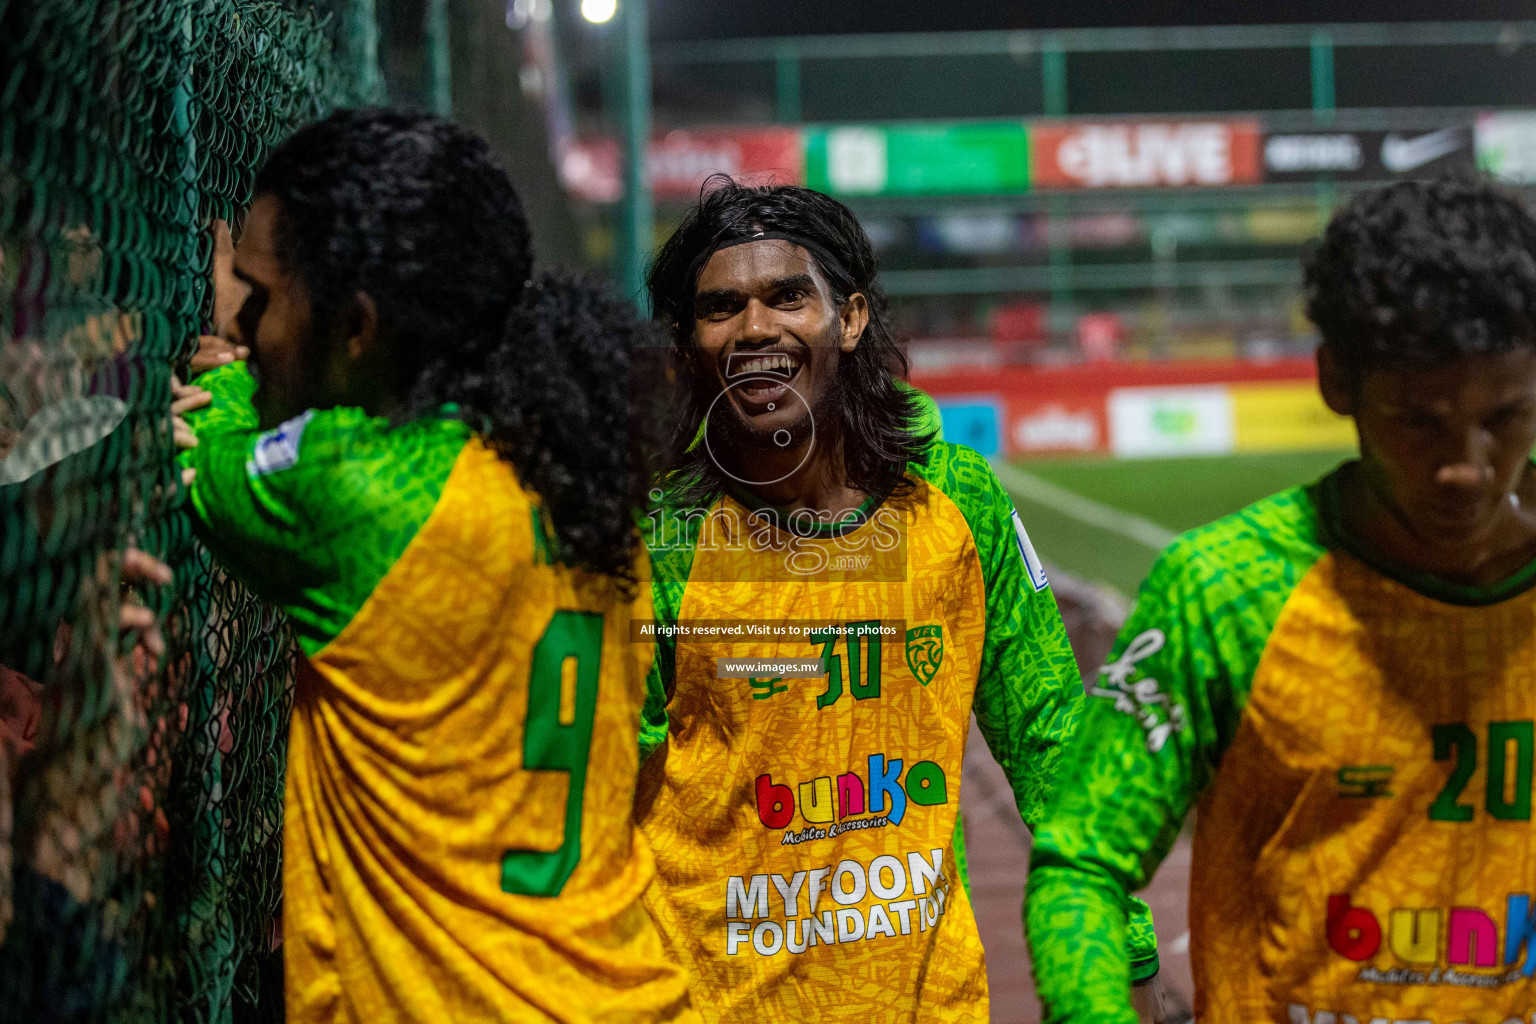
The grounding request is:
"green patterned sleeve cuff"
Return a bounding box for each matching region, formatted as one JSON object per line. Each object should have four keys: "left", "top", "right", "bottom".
{"left": 1126, "top": 895, "right": 1160, "bottom": 982}
{"left": 182, "top": 360, "right": 258, "bottom": 440}
{"left": 1025, "top": 862, "right": 1140, "bottom": 1024}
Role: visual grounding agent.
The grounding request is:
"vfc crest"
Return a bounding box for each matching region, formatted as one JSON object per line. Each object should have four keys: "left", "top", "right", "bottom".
{"left": 905, "top": 625, "right": 943, "bottom": 686}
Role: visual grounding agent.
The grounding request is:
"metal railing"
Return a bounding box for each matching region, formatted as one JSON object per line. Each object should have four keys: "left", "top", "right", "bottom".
{"left": 654, "top": 20, "right": 1536, "bottom": 123}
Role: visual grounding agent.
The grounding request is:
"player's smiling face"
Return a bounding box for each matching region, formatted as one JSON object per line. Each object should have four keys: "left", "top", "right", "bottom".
{"left": 1326, "top": 346, "right": 1536, "bottom": 550}
{"left": 691, "top": 239, "right": 867, "bottom": 448}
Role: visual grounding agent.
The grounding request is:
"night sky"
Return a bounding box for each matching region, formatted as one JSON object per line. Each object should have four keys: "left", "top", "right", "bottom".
{"left": 650, "top": 0, "right": 1535, "bottom": 42}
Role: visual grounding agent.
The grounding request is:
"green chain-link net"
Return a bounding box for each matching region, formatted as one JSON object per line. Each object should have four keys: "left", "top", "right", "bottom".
{"left": 0, "top": 2, "right": 379, "bottom": 1020}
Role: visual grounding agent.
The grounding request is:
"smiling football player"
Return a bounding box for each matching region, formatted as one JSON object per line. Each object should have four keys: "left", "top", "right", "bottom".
{"left": 634, "top": 177, "right": 1165, "bottom": 1023}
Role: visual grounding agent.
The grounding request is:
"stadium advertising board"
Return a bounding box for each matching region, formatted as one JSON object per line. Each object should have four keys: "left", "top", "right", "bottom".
{"left": 561, "top": 128, "right": 804, "bottom": 202}
{"left": 1107, "top": 386, "right": 1234, "bottom": 457}
{"left": 1230, "top": 382, "right": 1354, "bottom": 452}
{"left": 1476, "top": 112, "right": 1536, "bottom": 184}
{"left": 805, "top": 123, "right": 1031, "bottom": 197}
{"left": 922, "top": 361, "right": 1344, "bottom": 459}
{"left": 1030, "top": 120, "right": 1262, "bottom": 190}
{"left": 1005, "top": 396, "right": 1108, "bottom": 456}
{"left": 934, "top": 398, "right": 1005, "bottom": 457}
{"left": 1261, "top": 127, "right": 1474, "bottom": 182}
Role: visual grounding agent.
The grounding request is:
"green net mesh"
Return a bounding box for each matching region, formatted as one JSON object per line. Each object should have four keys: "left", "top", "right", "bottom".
{"left": 0, "top": 2, "right": 379, "bottom": 1020}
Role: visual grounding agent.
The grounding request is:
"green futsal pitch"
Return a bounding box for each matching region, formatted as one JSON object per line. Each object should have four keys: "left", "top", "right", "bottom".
{"left": 995, "top": 450, "right": 1353, "bottom": 596}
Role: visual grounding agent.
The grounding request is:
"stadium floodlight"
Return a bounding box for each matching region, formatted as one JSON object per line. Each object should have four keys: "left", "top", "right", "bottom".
{"left": 580, "top": 0, "right": 617, "bottom": 24}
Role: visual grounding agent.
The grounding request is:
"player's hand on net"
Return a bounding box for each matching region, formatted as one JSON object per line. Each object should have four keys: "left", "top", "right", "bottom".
{"left": 189, "top": 334, "right": 248, "bottom": 375}
{"left": 118, "top": 548, "right": 173, "bottom": 670}
{"left": 169, "top": 374, "right": 208, "bottom": 485}
{"left": 28, "top": 545, "right": 172, "bottom": 903}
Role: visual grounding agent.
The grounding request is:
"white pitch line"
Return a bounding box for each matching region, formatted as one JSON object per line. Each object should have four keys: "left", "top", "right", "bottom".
{"left": 989, "top": 459, "right": 1178, "bottom": 552}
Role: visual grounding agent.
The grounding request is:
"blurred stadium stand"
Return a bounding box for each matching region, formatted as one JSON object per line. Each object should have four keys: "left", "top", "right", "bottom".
{"left": 543, "top": 19, "right": 1536, "bottom": 462}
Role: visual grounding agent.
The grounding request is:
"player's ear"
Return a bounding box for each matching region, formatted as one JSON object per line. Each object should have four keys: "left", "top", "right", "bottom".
{"left": 839, "top": 292, "right": 869, "bottom": 353}
{"left": 342, "top": 290, "right": 380, "bottom": 363}
{"left": 1317, "top": 342, "right": 1355, "bottom": 417}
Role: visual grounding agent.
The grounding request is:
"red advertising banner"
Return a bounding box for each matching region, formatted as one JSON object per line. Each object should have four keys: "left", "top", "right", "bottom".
{"left": 1031, "top": 120, "right": 1263, "bottom": 190}
{"left": 561, "top": 128, "right": 805, "bottom": 203}
{"left": 1005, "top": 393, "right": 1109, "bottom": 455}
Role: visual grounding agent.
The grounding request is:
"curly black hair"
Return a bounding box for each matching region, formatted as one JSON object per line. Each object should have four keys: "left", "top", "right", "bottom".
{"left": 1305, "top": 176, "right": 1536, "bottom": 380}
{"left": 253, "top": 108, "right": 654, "bottom": 592}
{"left": 647, "top": 176, "right": 931, "bottom": 505}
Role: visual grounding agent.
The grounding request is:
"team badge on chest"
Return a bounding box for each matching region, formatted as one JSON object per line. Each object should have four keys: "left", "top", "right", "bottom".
{"left": 905, "top": 625, "right": 944, "bottom": 686}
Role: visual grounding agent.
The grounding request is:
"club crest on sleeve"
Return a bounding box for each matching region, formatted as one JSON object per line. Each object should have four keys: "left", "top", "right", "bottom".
{"left": 246, "top": 410, "right": 315, "bottom": 477}
{"left": 1011, "top": 508, "right": 1049, "bottom": 592}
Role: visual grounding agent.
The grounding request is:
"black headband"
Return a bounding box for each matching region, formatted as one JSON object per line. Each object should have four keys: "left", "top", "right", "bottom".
{"left": 685, "top": 229, "right": 852, "bottom": 295}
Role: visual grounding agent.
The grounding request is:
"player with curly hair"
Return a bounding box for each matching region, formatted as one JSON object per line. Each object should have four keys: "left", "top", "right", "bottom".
{"left": 175, "top": 108, "right": 696, "bottom": 1023}
{"left": 634, "top": 177, "right": 1164, "bottom": 1022}
{"left": 1026, "top": 175, "right": 1536, "bottom": 1023}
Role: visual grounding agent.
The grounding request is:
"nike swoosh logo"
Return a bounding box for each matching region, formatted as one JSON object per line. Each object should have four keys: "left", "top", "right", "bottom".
{"left": 1381, "top": 129, "right": 1465, "bottom": 173}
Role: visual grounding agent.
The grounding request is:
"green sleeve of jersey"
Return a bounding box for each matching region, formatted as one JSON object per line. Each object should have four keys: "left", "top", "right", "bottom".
{"left": 639, "top": 576, "right": 683, "bottom": 763}
{"left": 1024, "top": 486, "right": 1326, "bottom": 1024}
{"left": 913, "top": 443, "right": 1157, "bottom": 973}
{"left": 639, "top": 657, "right": 671, "bottom": 762}
{"left": 179, "top": 363, "right": 469, "bottom": 655}
{"left": 638, "top": 492, "right": 701, "bottom": 762}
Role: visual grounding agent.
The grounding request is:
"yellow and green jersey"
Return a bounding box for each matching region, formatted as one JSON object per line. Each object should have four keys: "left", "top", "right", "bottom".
{"left": 636, "top": 441, "right": 1158, "bottom": 1023}
{"left": 1027, "top": 464, "right": 1536, "bottom": 1024}
{"left": 180, "top": 363, "right": 696, "bottom": 1024}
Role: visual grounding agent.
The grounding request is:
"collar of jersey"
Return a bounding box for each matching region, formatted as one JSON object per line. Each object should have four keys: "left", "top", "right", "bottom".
{"left": 722, "top": 484, "right": 883, "bottom": 539}
{"left": 1316, "top": 462, "right": 1536, "bottom": 607}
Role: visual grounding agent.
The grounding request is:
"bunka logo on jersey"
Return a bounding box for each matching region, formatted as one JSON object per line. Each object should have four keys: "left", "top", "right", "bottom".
{"left": 1327, "top": 891, "right": 1536, "bottom": 987}
{"left": 758, "top": 754, "right": 949, "bottom": 844}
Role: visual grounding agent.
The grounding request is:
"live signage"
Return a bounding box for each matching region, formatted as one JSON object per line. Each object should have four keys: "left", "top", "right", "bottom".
{"left": 1261, "top": 126, "right": 1474, "bottom": 182}
{"left": 1030, "top": 120, "right": 1263, "bottom": 190}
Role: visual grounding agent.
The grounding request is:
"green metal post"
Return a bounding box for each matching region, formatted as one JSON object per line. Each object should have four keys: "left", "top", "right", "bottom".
{"left": 616, "top": 0, "right": 654, "bottom": 312}
{"left": 425, "top": 0, "right": 452, "bottom": 116}
{"left": 1042, "top": 36, "right": 1067, "bottom": 117}
{"left": 347, "top": 0, "right": 385, "bottom": 104}
{"left": 1309, "top": 29, "right": 1335, "bottom": 123}
{"left": 775, "top": 45, "right": 802, "bottom": 123}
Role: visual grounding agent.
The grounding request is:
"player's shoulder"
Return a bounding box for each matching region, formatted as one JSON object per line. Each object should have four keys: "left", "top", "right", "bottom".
{"left": 253, "top": 407, "right": 472, "bottom": 517}
{"left": 906, "top": 440, "right": 1004, "bottom": 506}
{"left": 250, "top": 406, "right": 464, "bottom": 473}
{"left": 1150, "top": 481, "right": 1328, "bottom": 601}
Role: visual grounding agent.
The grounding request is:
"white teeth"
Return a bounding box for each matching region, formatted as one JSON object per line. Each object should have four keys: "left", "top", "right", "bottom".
{"left": 738, "top": 354, "right": 792, "bottom": 374}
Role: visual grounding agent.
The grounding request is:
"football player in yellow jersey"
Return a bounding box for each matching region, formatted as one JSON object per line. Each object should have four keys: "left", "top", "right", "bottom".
{"left": 174, "top": 109, "right": 696, "bottom": 1023}
{"left": 633, "top": 177, "right": 1166, "bottom": 1022}
{"left": 1027, "top": 177, "right": 1536, "bottom": 1024}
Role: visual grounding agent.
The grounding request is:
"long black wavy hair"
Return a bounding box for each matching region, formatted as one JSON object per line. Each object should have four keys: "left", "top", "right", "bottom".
{"left": 1305, "top": 176, "right": 1536, "bottom": 381}
{"left": 647, "top": 176, "right": 932, "bottom": 505}
{"left": 253, "top": 108, "right": 657, "bottom": 593}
